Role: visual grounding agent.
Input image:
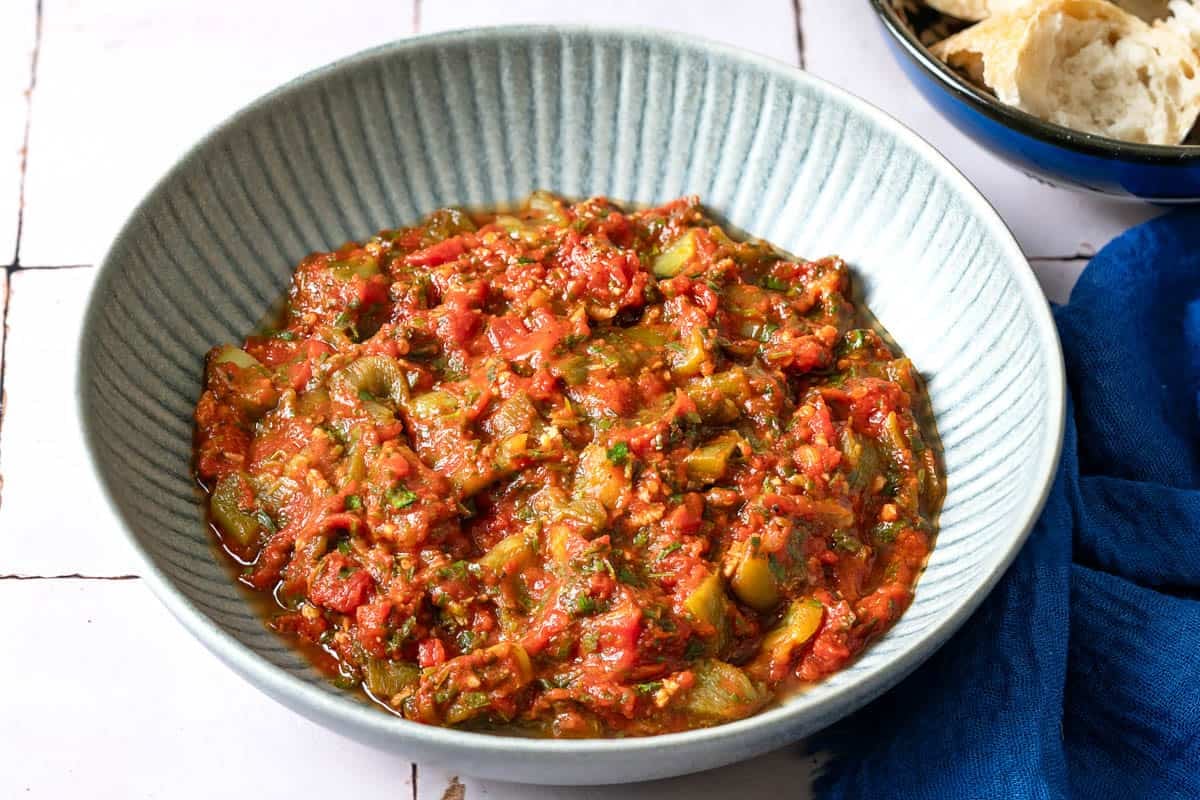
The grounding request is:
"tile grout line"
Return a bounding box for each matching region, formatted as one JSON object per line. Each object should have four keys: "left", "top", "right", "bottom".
{"left": 1, "top": 0, "right": 45, "bottom": 511}
{"left": 13, "top": 0, "right": 45, "bottom": 269}
{"left": 0, "top": 574, "right": 140, "bottom": 581}
{"left": 11, "top": 262, "right": 94, "bottom": 271}
{"left": 0, "top": 267, "right": 9, "bottom": 512}
{"left": 791, "top": 0, "right": 805, "bottom": 69}
{"left": 1028, "top": 255, "right": 1091, "bottom": 263}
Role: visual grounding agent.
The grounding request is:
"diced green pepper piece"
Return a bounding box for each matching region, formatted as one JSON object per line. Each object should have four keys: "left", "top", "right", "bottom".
{"left": 652, "top": 230, "right": 697, "bottom": 277}
{"left": 213, "top": 345, "right": 262, "bottom": 370}
{"left": 552, "top": 354, "right": 590, "bottom": 386}
{"left": 681, "top": 660, "right": 765, "bottom": 721}
{"left": 684, "top": 572, "right": 730, "bottom": 649}
{"left": 730, "top": 553, "right": 780, "bottom": 611}
{"left": 489, "top": 393, "right": 538, "bottom": 440}
{"left": 668, "top": 328, "right": 709, "bottom": 378}
{"left": 840, "top": 427, "right": 883, "bottom": 491}
{"left": 329, "top": 253, "right": 380, "bottom": 280}
{"left": 760, "top": 598, "right": 824, "bottom": 662}
{"left": 422, "top": 207, "right": 477, "bottom": 241}
{"left": 363, "top": 658, "right": 420, "bottom": 699}
{"left": 684, "top": 368, "right": 751, "bottom": 422}
{"left": 622, "top": 325, "right": 669, "bottom": 348}
{"left": 684, "top": 431, "right": 743, "bottom": 484}
{"left": 410, "top": 389, "right": 460, "bottom": 420}
{"left": 573, "top": 443, "right": 629, "bottom": 510}
{"left": 330, "top": 355, "right": 410, "bottom": 406}
{"left": 210, "top": 473, "right": 263, "bottom": 547}
{"left": 477, "top": 529, "right": 536, "bottom": 574}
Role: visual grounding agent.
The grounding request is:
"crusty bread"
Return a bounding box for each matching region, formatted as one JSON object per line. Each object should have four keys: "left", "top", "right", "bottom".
{"left": 1020, "top": 0, "right": 1200, "bottom": 142}
{"left": 931, "top": 5, "right": 1042, "bottom": 103}
{"left": 983, "top": 0, "right": 1169, "bottom": 21}
{"left": 933, "top": 0, "right": 1200, "bottom": 144}
{"left": 1165, "top": 0, "right": 1200, "bottom": 49}
{"left": 926, "top": 0, "right": 992, "bottom": 20}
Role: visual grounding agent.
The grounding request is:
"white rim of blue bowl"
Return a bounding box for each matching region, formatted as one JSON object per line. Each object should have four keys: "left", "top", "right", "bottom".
{"left": 79, "top": 24, "right": 1066, "bottom": 761}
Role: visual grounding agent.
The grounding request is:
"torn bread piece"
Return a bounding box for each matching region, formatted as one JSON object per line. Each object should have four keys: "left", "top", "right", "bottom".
{"left": 1016, "top": 0, "right": 1200, "bottom": 143}
{"left": 926, "top": 0, "right": 992, "bottom": 21}
{"left": 1166, "top": 0, "right": 1200, "bottom": 49}
{"left": 931, "top": 5, "right": 1042, "bottom": 103}
{"left": 982, "top": 0, "right": 1170, "bottom": 21}
{"left": 933, "top": 0, "right": 1200, "bottom": 143}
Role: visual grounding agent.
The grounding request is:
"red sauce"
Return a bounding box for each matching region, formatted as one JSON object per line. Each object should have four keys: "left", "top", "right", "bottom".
{"left": 194, "top": 193, "right": 944, "bottom": 737}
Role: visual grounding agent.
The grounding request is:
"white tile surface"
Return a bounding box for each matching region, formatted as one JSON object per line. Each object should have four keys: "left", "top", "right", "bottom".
{"left": 420, "top": 0, "right": 800, "bottom": 66}
{"left": 19, "top": 0, "right": 416, "bottom": 267}
{"left": 801, "top": 0, "right": 1160, "bottom": 259}
{"left": 0, "top": 579, "right": 417, "bottom": 799}
{"left": 0, "top": 0, "right": 36, "bottom": 263}
{"left": 0, "top": 267, "right": 140, "bottom": 576}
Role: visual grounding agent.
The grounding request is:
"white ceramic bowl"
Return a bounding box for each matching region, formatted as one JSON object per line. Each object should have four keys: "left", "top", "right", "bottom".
{"left": 78, "top": 26, "right": 1065, "bottom": 785}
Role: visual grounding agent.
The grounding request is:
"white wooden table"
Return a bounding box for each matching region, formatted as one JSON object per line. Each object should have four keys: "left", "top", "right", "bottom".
{"left": 0, "top": 2, "right": 1153, "bottom": 797}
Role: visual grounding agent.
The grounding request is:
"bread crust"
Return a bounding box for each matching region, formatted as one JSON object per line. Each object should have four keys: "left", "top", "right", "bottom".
{"left": 931, "top": 0, "right": 1200, "bottom": 143}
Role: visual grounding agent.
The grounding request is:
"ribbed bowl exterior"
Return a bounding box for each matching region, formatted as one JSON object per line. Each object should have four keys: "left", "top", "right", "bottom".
{"left": 78, "top": 27, "right": 1064, "bottom": 785}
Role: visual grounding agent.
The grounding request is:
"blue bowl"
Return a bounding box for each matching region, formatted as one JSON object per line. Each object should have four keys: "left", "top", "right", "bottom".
{"left": 871, "top": 0, "right": 1200, "bottom": 201}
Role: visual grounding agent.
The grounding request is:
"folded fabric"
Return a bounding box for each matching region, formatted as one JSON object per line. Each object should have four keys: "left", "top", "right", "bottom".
{"left": 814, "top": 210, "right": 1200, "bottom": 799}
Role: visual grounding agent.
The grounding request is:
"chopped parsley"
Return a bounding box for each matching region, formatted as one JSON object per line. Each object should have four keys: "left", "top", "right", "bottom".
{"left": 606, "top": 441, "right": 630, "bottom": 466}
{"left": 831, "top": 529, "right": 863, "bottom": 553}
{"left": 461, "top": 691, "right": 491, "bottom": 709}
{"left": 573, "top": 594, "right": 598, "bottom": 616}
{"left": 659, "top": 541, "right": 683, "bottom": 560}
{"left": 843, "top": 329, "right": 869, "bottom": 353}
{"left": 344, "top": 494, "right": 363, "bottom": 511}
{"left": 873, "top": 520, "right": 906, "bottom": 544}
{"left": 755, "top": 322, "right": 780, "bottom": 343}
{"left": 616, "top": 565, "right": 643, "bottom": 586}
{"left": 386, "top": 486, "right": 418, "bottom": 509}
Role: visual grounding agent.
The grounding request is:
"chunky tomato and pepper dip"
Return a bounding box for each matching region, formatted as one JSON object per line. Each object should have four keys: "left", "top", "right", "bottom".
{"left": 194, "top": 192, "right": 944, "bottom": 737}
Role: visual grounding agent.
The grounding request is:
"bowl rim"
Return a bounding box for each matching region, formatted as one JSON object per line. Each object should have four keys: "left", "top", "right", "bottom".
{"left": 868, "top": 0, "right": 1200, "bottom": 164}
{"left": 78, "top": 23, "right": 1066, "bottom": 767}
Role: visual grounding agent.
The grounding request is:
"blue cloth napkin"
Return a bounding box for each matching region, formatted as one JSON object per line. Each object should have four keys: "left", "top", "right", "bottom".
{"left": 815, "top": 210, "right": 1200, "bottom": 799}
